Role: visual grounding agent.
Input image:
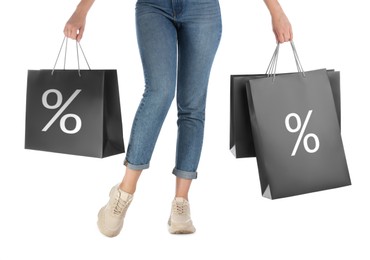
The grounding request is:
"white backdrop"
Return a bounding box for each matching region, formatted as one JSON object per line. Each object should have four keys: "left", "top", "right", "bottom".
{"left": 1, "top": 0, "right": 369, "bottom": 259}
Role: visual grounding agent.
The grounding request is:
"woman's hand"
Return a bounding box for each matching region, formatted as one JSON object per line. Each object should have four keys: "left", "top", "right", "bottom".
{"left": 64, "top": 10, "right": 86, "bottom": 42}
{"left": 264, "top": 0, "right": 293, "bottom": 43}
{"left": 64, "top": 0, "right": 95, "bottom": 42}
{"left": 271, "top": 11, "right": 292, "bottom": 43}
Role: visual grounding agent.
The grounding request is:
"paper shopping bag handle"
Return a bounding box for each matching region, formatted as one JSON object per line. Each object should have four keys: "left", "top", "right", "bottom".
{"left": 265, "top": 41, "right": 306, "bottom": 81}
{"left": 51, "top": 37, "right": 91, "bottom": 77}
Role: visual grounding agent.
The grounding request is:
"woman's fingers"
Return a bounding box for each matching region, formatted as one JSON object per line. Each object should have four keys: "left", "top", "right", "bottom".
{"left": 63, "top": 12, "right": 86, "bottom": 41}
{"left": 64, "top": 24, "right": 77, "bottom": 40}
{"left": 272, "top": 12, "right": 293, "bottom": 43}
{"left": 275, "top": 31, "right": 292, "bottom": 43}
{"left": 76, "top": 26, "right": 84, "bottom": 42}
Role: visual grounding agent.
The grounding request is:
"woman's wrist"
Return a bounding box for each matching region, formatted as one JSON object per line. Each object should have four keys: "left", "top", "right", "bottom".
{"left": 76, "top": 0, "right": 95, "bottom": 16}
{"left": 264, "top": 0, "right": 284, "bottom": 18}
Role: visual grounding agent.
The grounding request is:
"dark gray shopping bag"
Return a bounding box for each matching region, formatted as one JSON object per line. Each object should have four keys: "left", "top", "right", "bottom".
{"left": 246, "top": 43, "right": 350, "bottom": 199}
{"left": 230, "top": 70, "right": 341, "bottom": 158}
{"left": 25, "top": 39, "right": 125, "bottom": 158}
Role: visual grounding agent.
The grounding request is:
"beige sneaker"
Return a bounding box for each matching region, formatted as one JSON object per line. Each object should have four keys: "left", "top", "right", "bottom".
{"left": 168, "top": 197, "right": 196, "bottom": 234}
{"left": 97, "top": 184, "right": 133, "bottom": 237}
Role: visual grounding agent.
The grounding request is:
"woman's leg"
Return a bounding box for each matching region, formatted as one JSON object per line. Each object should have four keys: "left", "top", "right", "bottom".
{"left": 173, "top": 0, "right": 222, "bottom": 181}
{"left": 168, "top": 0, "right": 222, "bottom": 234}
{"left": 119, "top": 2, "right": 178, "bottom": 193}
{"left": 123, "top": 1, "right": 178, "bottom": 174}
{"left": 98, "top": 1, "right": 178, "bottom": 237}
{"left": 176, "top": 177, "right": 192, "bottom": 201}
{"left": 119, "top": 169, "right": 142, "bottom": 194}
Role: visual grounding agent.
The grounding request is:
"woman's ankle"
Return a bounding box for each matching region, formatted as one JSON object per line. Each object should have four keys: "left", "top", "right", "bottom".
{"left": 119, "top": 182, "right": 136, "bottom": 195}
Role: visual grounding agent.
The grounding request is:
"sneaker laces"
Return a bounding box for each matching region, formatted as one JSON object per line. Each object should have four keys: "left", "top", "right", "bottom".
{"left": 113, "top": 191, "right": 129, "bottom": 216}
{"left": 173, "top": 201, "right": 188, "bottom": 215}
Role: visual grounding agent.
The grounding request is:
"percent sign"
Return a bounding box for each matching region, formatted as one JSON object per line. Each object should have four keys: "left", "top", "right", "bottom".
{"left": 41, "top": 89, "right": 82, "bottom": 134}
{"left": 285, "top": 110, "right": 320, "bottom": 156}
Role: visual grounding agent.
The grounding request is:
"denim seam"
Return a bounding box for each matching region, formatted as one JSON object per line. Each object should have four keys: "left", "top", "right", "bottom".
{"left": 125, "top": 89, "right": 147, "bottom": 162}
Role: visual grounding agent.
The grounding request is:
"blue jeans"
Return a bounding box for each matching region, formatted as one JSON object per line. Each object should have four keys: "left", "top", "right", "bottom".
{"left": 124, "top": 0, "right": 222, "bottom": 179}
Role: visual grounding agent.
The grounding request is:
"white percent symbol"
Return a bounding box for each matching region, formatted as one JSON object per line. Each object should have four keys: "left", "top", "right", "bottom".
{"left": 41, "top": 89, "right": 82, "bottom": 134}
{"left": 285, "top": 110, "right": 320, "bottom": 156}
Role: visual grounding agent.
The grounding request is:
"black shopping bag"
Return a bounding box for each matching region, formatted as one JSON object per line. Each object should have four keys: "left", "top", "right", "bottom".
{"left": 246, "top": 43, "right": 350, "bottom": 199}
{"left": 25, "top": 39, "right": 124, "bottom": 158}
{"left": 230, "top": 70, "right": 341, "bottom": 158}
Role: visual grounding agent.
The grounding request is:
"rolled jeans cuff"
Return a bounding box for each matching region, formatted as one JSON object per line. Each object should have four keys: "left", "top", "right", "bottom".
{"left": 172, "top": 168, "right": 198, "bottom": 180}
{"left": 124, "top": 159, "right": 150, "bottom": 171}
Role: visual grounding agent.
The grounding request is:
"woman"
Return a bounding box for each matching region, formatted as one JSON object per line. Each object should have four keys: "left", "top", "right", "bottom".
{"left": 64, "top": 0, "right": 292, "bottom": 237}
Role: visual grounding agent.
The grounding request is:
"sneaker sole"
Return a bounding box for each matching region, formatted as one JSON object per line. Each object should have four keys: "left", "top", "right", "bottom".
{"left": 168, "top": 220, "right": 196, "bottom": 234}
